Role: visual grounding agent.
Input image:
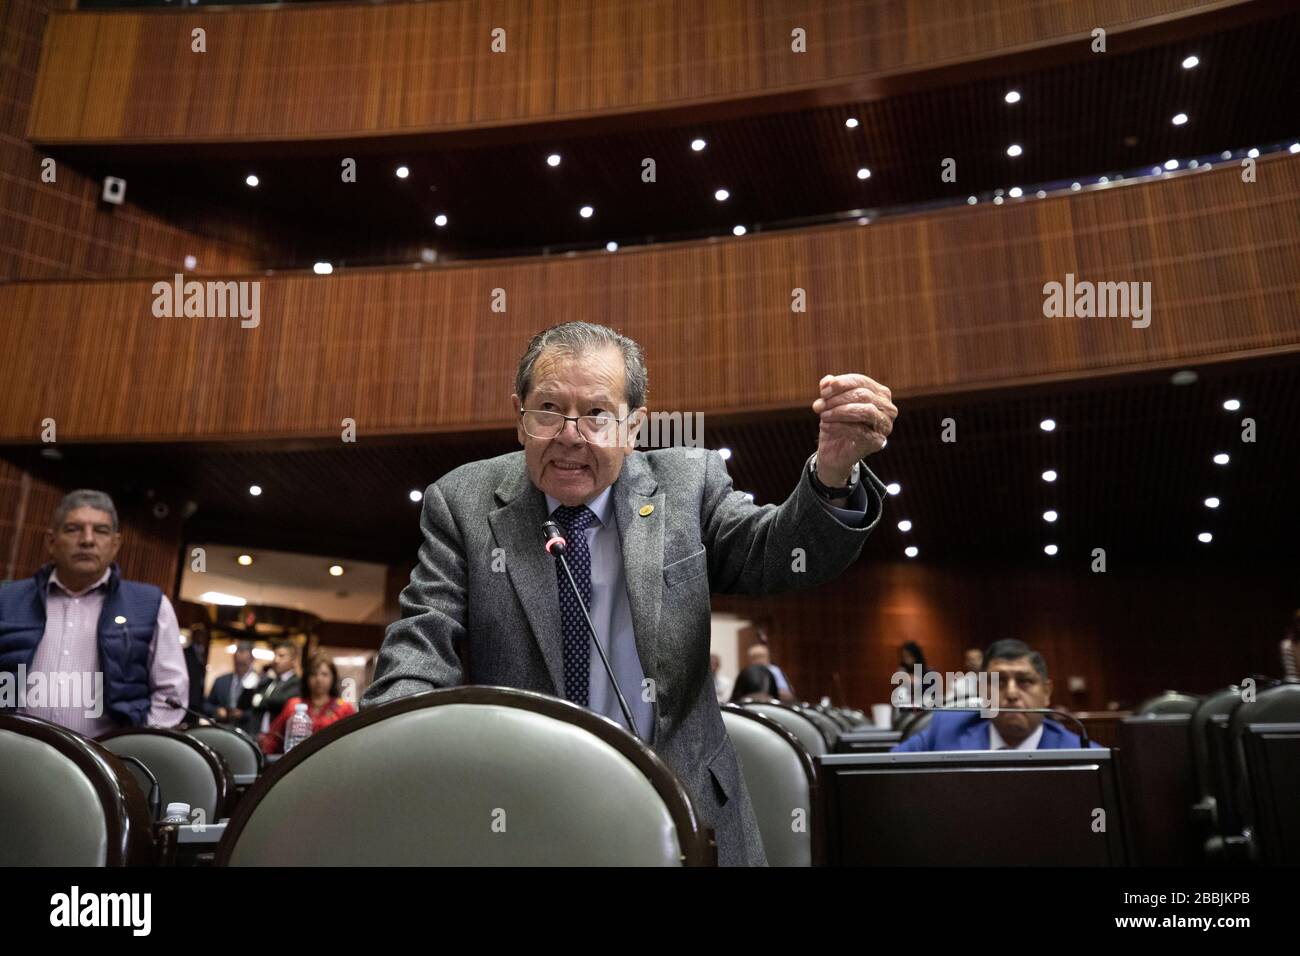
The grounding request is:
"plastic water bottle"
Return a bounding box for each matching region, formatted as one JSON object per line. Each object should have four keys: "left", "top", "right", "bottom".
{"left": 163, "top": 802, "right": 190, "bottom": 825}
{"left": 284, "top": 702, "right": 313, "bottom": 752}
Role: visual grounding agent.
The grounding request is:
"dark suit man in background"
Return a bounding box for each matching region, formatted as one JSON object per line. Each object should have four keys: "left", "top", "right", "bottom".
{"left": 251, "top": 640, "right": 301, "bottom": 736}
{"left": 363, "top": 321, "right": 897, "bottom": 865}
{"left": 204, "top": 640, "right": 261, "bottom": 736}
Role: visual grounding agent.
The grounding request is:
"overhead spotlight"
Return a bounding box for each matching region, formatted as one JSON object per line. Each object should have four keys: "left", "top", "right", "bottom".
{"left": 183, "top": 254, "right": 197, "bottom": 270}
{"left": 1036, "top": 190, "right": 1046, "bottom": 199}
{"left": 897, "top": 520, "right": 913, "bottom": 532}
{"left": 732, "top": 225, "right": 747, "bottom": 236}
{"left": 1247, "top": 148, "right": 1259, "bottom": 159}
{"left": 1004, "top": 90, "right": 1021, "bottom": 104}
{"left": 885, "top": 482, "right": 902, "bottom": 496}
{"left": 690, "top": 138, "right": 706, "bottom": 152}
{"left": 1197, "top": 532, "right": 1213, "bottom": 544}
{"left": 1290, "top": 143, "right": 1300, "bottom": 155}
{"left": 718, "top": 447, "right": 732, "bottom": 460}
{"left": 395, "top": 165, "right": 410, "bottom": 179}
{"left": 1170, "top": 369, "right": 1198, "bottom": 385}
{"left": 408, "top": 490, "right": 422, "bottom": 502}
{"left": 904, "top": 546, "right": 919, "bottom": 558}
{"left": 1213, "top": 452, "right": 1229, "bottom": 465}
{"left": 198, "top": 591, "right": 247, "bottom": 607}
{"left": 967, "top": 196, "right": 978, "bottom": 205}
{"left": 1204, "top": 497, "right": 1220, "bottom": 509}
{"left": 248, "top": 485, "right": 262, "bottom": 496}
{"left": 1006, "top": 144, "right": 1023, "bottom": 157}
{"left": 714, "top": 188, "right": 730, "bottom": 201}
{"left": 1151, "top": 166, "right": 1163, "bottom": 175}
{"left": 546, "top": 153, "right": 561, "bottom": 167}
{"left": 1220, "top": 150, "right": 1232, "bottom": 160}
{"left": 1070, "top": 182, "right": 1081, "bottom": 191}
{"left": 856, "top": 167, "right": 871, "bottom": 180}
{"left": 236, "top": 554, "right": 253, "bottom": 566}
{"left": 1041, "top": 469, "right": 1058, "bottom": 483}
{"left": 328, "top": 565, "right": 344, "bottom": 577}
{"left": 1044, "top": 544, "right": 1059, "bottom": 556}
{"left": 245, "top": 174, "right": 259, "bottom": 187}
{"left": 1172, "top": 113, "right": 1189, "bottom": 126}
{"left": 434, "top": 213, "right": 448, "bottom": 227}
{"left": 605, "top": 241, "right": 618, "bottom": 252}
{"left": 1098, "top": 176, "right": 1110, "bottom": 184}
{"left": 844, "top": 117, "right": 859, "bottom": 129}
{"left": 579, "top": 205, "right": 594, "bottom": 218}
{"left": 856, "top": 217, "right": 870, "bottom": 225}
{"left": 993, "top": 196, "right": 1004, "bottom": 205}
{"left": 1043, "top": 510, "right": 1058, "bottom": 523}
{"left": 1163, "top": 159, "right": 1179, "bottom": 170}
{"left": 1039, "top": 418, "right": 1056, "bottom": 431}
{"left": 1222, "top": 398, "right": 1241, "bottom": 411}
{"left": 1008, "top": 186, "right": 1023, "bottom": 198}
{"left": 1181, "top": 55, "right": 1199, "bottom": 69}
{"left": 313, "top": 262, "right": 333, "bottom": 275}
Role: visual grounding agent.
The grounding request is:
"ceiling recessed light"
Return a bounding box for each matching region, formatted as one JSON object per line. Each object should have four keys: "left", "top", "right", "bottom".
{"left": 1043, "top": 510, "right": 1058, "bottom": 523}
{"left": 718, "top": 447, "right": 732, "bottom": 460}
{"left": 1040, "top": 418, "right": 1056, "bottom": 431}
{"left": 1290, "top": 143, "right": 1300, "bottom": 155}
{"left": 248, "top": 485, "right": 262, "bottom": 496}
{"left": 1041, "top": 469, "right": 1057, "bottom": 483}
{"left": 245, "top": 174, "right": 259, "bottom": 187}
{"left": 897, "top": 520, "right": 913, "bottom": 532}
{"left": 328, "top": 565, "right": 344, "bottom": 577}
{"left": 993, "top": 196, "right": 1004, "bottom": 205}
{"left": 732, "top": 225, "right": 747, "bottom": 236}
{"left": 1181, "top": 55, "right": 1199, "bottom": 69}
{"left": 183, "top": 255, "right": 197, "bottom": 270}
{"left": 844, "top": 117, "right": 859, "bottom": 129}
{"left": 1098, "top": 176, "right": 1110, "bottom": 184}
{"left": 1170, "top": 369, "right": 1198, "bottom": 385}
{"left": 395, "top": 165, "right": 409, "bottom": 179}
{"left": 1213, "top": 452, "right": 1229, "bottom": 465}
{"left": 967, "top": 196, "right": 978, "bottom": 205}
{"left": 1004, "top": 90, "right": 1021, "bottom": 104}
{"left": 1204, "top": 497, "right": 1220, "bottom": 509}
{"left": 1197, "top": 532, "right": 1213, "bottom": 544}
{"left": 409, "top": 490, "right": 422, "bottom": 502}
{"left": 1006, "top": 144, "right": 1023, "bottom": 157}
{"left": 605, "top": 241, "right": 618, "bottom": 252}
{"left": 579, "top": 205, "right": 594, "bottom": 218}
{"left": 886, "top": 482, "right": 902, "bottom": 496}
{"left": 236, "top": 554, "right": 253, "bottom": 566}
{"left": 857, "top": 216, "right": 870, "bottom": 225}
{"left": 856, "top": 167, "right": 871, "bottom": 180}
{"left": 690, "top": 138, "right": 706, "bottom": 152}
{"left": 1009, "top": 186, "right": 1023, "bottom": 198}
{"left": 546, "top": 153, "right": 561, "bottom": 167}
{"left": 904, "top": 546, "right": 919, "bottom": 558}
{"left": 198, "top": 591, "right": 247, "bottom": 607}
{"left": 313, "top": 261, "right": 333, "bottom": 275}
{"left": 1044, "top": 544, "right": 1058, "bottom": 556}
{"left": 1222, "top": 398, "right": 1241, "bottom": 411}
{"left": 1036, "top": 190, "right": 1046, "bottom": 199}
{"left": 1070, "top": 182, "right": 1081, "bottom": 191}
{"left": 1172, "top": 113, "right": 1189, "bottom": 126}
{"left": 714, "top": 188, "right": 730, "bottom": 201}
{"left": 1247, "top": 148, "right": 1259, "bottom": 159}
{"left": 434, "top": 213, "right": 448, "bottom": 227}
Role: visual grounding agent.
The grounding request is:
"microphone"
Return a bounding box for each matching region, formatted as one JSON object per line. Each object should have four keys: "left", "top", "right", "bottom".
{"left": 117, "top": 754, "right": 163, "bottom": 821}
{"left": 897, "top": 703, "right": 1095, "bottom": 749}
{"left": 540, "top": 519, "right": 641, "bottom": 741}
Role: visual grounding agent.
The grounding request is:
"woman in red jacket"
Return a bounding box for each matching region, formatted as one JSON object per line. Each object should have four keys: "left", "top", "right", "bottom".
{"left": 261, "top": 652, "right": 357, "bottom": 755}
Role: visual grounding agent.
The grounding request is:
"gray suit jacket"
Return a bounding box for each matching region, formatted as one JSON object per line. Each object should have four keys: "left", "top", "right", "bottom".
{"left": 362, "top": 447, "right": 885, "bottom": 865}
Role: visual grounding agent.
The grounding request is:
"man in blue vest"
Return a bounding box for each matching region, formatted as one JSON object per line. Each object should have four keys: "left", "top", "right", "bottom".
{"left": 0, "top": 490, "right": 188, "bottom": 737}
{"left": 892, "top": 639, "right": 1097, "bottom": 751}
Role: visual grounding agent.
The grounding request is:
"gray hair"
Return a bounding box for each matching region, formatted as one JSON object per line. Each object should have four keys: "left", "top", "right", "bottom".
{"left": 51, "top": 489, "right": 119, "bottom": 532}
{"left": 515, "top": 322, "right": 648, "bottom": 410}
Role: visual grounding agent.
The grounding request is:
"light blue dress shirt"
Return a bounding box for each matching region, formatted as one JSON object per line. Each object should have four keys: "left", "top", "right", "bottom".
{"left": 545, "top": 473, "right": 871, "bottom": 744}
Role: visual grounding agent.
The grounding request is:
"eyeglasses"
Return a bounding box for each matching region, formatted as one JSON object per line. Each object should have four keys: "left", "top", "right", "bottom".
{"left": 519, "top": 409, "right": 629, "bottom": 446}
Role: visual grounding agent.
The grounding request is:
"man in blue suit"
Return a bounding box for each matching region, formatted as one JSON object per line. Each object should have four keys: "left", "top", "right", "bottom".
{"left": 893, "top": 639, "right": 1097, "bottom": 751}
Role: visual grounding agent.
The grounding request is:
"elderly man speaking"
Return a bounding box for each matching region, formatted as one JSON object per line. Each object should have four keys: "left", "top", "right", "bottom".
{"left": 363, "top": 322, "right": 896, "bottom": 865}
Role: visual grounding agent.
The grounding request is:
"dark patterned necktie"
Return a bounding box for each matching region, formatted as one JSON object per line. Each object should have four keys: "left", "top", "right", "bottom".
{"left": 551, "top": 504, "right": 598, "bottom": 707}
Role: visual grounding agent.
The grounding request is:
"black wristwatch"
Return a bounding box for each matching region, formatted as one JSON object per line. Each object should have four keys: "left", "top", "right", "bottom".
{"left": 808, "top": 454, "right": 861, "bottom": 500}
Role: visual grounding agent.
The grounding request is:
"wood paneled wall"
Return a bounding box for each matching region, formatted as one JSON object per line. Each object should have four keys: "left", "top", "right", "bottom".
{"left": 0, "top": 459, "right": 182, "bottom": 592}
{"left": 0, "top": 0, "right": 262, "bottom": 280}
{"left": 28, "top": 0, "right": 1241, "bottom": 144}
{"left": 714, "top": 560, "right": 1298, "bottom": 712}
{"left": 2, "top": 156, "right": 1297, "bottom": 443}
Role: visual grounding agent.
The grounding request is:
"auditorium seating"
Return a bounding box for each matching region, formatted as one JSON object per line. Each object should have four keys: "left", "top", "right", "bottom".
{"left": 1240, "top": 721, "right": 1300, "bottom": 864}
{"left": 183, "top": 724, "right": 264, "bottom": 780}
{"left": 98, "top": 728, "right": 234, "bottom": 823}
{"left": 740, "top": 702, "right": 828, "bottom": 757}
{"left": 1189, "top": 685, "right": 1243, "bottom": 836}
{"left": 0, "top": 714, "right": 154, "bottom": 866}
{"left": 217, "top": 687, "right": 712, "bottom": 866}
{"left": 1224, "top": 682, "right": 1300, "bottom": 861}
{"left": 1135, "top": 691, "right": 1202, "bottom": 716}
{"left": 796, "top": 705, "right": 841, "bottom": 749}
{"left": 720, "top": 705, "right": 818, "bottom": 866}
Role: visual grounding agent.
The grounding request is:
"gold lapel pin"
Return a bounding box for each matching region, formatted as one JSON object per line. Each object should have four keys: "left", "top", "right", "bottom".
{"left": 638, "top": 504, "right": 655, "bottom": 517}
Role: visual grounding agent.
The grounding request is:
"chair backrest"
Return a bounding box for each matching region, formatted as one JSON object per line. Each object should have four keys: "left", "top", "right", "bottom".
{"left": 98, "top": 728, "right": 232, "bottom": 821}
{"left": 1189, "top": 685, "right": 1243, "bottom": 800}
{"left": 0, "top": 714, "right": 153, "bottom": 866}
{"left": 217, "top": 687, "right": 711, "bottom": 866}
{"left": 798, "top": 706, "right": 841, "bottom": 747}
{"left": 721, "top": 706, "right": 817, "bottom": 866}
{"left": 1227, "top": 683, "right": 1300, "bottom": 834}
{"left": 183, "top": 724, "right": 264, "bottom": 778}
{"left": 742, "top": 702, "right": 828, "bottom": 756}
{"left": 900, "top": 709, "right": 935, "bottom": 741}
{"left": 1136, "top": 691, "right": 1202, "bottom": 716}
